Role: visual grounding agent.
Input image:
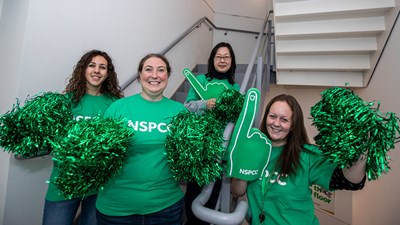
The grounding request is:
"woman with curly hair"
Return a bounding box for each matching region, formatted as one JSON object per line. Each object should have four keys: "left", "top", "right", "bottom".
{"left": 43, "top": 49, "right": 123, "bottom": 225}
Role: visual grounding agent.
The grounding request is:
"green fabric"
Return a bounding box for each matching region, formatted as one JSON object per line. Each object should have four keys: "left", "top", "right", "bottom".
{"left": 96, "top": 94, "right": 186, "bottom": 216}
{"left": 185, "top": 73, "right": 240, "bottom": 102}
{"left": 227, "top": 88, "right": 272, "bottom": 181}
{"left": 246, "top": 145, "right": 337, "bottom": 225}
{"left": 45, "top": 94, "right": 117, "bottom": 201}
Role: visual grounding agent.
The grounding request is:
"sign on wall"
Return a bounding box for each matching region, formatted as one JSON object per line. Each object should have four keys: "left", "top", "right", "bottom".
{"left": 312, "top": 184, "right": 335, "bottom": 214}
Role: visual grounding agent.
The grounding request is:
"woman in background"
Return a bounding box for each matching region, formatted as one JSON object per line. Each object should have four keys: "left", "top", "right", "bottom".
{"left": 184, "top": 42, "right": 240, "bottom": 225}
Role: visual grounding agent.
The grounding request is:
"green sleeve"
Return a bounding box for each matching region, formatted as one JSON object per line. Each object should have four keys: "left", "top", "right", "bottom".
{"left": 306, "top": 145, "right": 338, "bottom": 190}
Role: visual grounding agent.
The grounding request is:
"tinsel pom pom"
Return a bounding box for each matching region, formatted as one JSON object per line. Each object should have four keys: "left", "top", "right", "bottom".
{"left": 165, "top": 111, "right": 226, "bottom": 186}
{"left": 210, "top": 89, "right": 245, "bottom": 124}
{"left": 0, "top": 92, "right": 72, "bottom": 158}
{"left": 310, "top": 87, "right": 400, "bottom": 180}
{"left": 50, "top": 116, "right": 134, "bottom": 199}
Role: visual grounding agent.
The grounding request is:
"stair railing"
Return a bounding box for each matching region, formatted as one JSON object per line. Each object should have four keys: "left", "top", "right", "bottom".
{"left": 121, "top": 17, "right": 262, "bottom": 90}
{"left": 16, "top": 17, "right": 262, "bottom": 160}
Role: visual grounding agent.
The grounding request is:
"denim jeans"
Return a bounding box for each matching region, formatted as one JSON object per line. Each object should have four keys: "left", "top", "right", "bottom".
{"left": 42, "top": 194, "right": 97, "bottom": 225}
{"left": 96, "top": 198, "right": 184, "bottom": 225}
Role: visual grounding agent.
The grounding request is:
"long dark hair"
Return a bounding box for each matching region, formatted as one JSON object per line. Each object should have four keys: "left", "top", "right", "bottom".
{"left": 206, "top": 42, "right": 236, "bottom": 84}
{"left": 64, "top": 50, "right": 123, "bottom": 104}
{"left": 259, "top": 94, "right": 310, "bottom": 176}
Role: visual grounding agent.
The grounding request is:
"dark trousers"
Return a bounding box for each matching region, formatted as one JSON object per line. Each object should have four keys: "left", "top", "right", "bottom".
{"left": 184, "top": 180, "right": 222, "bottom": 225}
{"left": 96, "top": 198, "right": 184, "bottom": 225}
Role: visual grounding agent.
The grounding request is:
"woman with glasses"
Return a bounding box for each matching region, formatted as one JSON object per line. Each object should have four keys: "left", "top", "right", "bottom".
{"left": 184, "top": 42, "right": 240, "bottom": 225}
{"left": 184, "top": 42, "right": 240, "bottom": 113}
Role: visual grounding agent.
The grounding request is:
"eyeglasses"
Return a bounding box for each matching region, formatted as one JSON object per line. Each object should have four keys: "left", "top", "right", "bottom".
{"left": 214, "top": 55, "right": 231, "bottom": 61}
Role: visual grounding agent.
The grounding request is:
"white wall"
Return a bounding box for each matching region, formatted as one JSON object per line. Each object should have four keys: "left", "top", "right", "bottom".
{"left": 0, "top": 0, "right": 3, "bottom": 17}
{"left": 0, "top": 0, "right": 216, "bottom": 224}
{"left": 0, "top": 0, "right": 30, "bottom": 223}
{"left": 15, "top": 0, "right": 215, "bottom": 98}
{"left": 352, "top": 15, "right": 400, "bottom": 225}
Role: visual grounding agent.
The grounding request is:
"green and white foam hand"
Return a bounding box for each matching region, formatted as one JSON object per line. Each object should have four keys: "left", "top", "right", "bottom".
{"left": 183, "top": 68, "right": 229, "bottom": 100}
{"left": 227, "top": 88, "right": 272, "bottom": 181}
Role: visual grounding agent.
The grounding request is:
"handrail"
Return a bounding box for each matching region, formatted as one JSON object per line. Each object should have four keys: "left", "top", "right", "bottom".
{"left": 255, "top": 19, "right": 274, "bottom": 128}
{"left": 240, "top": 10, "right": 273, "bottom": 93}
{"left": 192, "top": 182, "right": 248, "bottom": 225}
{"left": 16, "top": 16, "right": 267, "bottom": 161}
{"left": 121, "top": 16, "right": 264, "bottom": 90}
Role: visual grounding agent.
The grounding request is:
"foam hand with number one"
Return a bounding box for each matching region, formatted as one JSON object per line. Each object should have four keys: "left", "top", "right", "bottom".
{"left": 227, "top": 88, "right": 272, "bottom": 181}
{"left": 183, "top": 68, "right": 229, "bottom": 100}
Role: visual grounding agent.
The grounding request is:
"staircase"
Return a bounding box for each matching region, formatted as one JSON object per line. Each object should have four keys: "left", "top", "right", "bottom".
{"left": 272, "top": 0, "right": 399, "bottom": 87}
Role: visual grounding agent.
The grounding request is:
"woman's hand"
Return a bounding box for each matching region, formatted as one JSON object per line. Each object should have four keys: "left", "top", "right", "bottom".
{"left": 206, "top": 98, "right": 217, "bottom": 109}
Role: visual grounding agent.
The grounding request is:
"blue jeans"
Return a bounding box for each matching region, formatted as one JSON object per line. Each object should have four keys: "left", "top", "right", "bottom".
{"left": 96, "top": 198, "right": 184, "bottom": 225}
{"left": 42, "top": 195, "right": 97, "bottom": 225}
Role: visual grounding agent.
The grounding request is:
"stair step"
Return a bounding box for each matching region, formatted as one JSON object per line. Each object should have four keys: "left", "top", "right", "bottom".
{"left": 173, "top": 91, "right": 188, "bottom": 104}
{"left": 276, "top": 54, "right": 370, "bottom": 70}
{"left": 275, "top": 16, "right": 386, "bottom": 39}
{"left": 276, "top": 37, "right": 377, "bottom": 54}
{"left": 276, "top": 70, "right": 364, "bottom": 87}
{"left": 274, "top": 0, "right": 395, "bottom": 22}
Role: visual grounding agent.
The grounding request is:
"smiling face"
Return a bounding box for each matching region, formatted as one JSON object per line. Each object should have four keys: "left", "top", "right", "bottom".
{"left": 213, "top": 47, "right": 232, "bottom": 73}
{"left": 265, "top": 101, "right": 293, "bottom": 146}
{"left": 85, "top": 55, "right": 108, "bottom": 95}
{"left": 139, "top": 56, "right": 169, "bottom": 101}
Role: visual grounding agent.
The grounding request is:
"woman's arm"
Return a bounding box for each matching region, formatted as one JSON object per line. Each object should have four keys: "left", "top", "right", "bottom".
{"left": 231, "top": 178, "right": 248, "bottom": 197}
{"left": 184, "top": 98, "right": 217, "bottom": 113}
{"left": 184, "top": 100, "right": 207, "bottom": 113}
{"left": 329, "top": 153, "right": 367, "bottom": 190}
{"left": 342, "top": 153, "right": 367, "bottom": 184}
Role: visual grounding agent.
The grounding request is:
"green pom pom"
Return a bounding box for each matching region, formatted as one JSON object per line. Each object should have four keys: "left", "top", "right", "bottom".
{"left": 50, "top": 116, "right": 134, "bottom": 199}
{"left": 165, "top": 111, "right": 226, "bottom": 186}
{"left": 165, "top": 89, "right": 244, "bottom": 186}
{"left": 311, "top": 87, "right": 400, "bottom": 180}
{"left": 210, "top": 89, "right": 245, "bottom": 124}
{"left": 0, "top": 92, "right": 72, "bottom": 158}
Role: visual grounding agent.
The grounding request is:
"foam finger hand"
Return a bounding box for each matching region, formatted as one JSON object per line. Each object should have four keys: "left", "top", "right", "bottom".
{"left": 183, "top": 68, "right": 229, "bottom": 100}
{"left": 227, "top": 88, "right": 272, "bottom": 181}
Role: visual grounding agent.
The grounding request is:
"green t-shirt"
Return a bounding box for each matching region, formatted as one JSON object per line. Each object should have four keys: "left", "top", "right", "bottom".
{"left": 246, "top": 144, "right": 337, "bottom": 225}
{"left": 46, "top": 93, "right": 117, "bottom": 201}
{"left": 96, "top": 94, "right": 186, "bottom": 216}
{"left": 185, "top": 74, "right": 240, "bottom": 102}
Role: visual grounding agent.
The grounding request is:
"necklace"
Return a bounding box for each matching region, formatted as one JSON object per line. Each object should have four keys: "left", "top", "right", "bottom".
{"left": 259, "top": 163, "right": 278, "bottom": 224}
{"left": 258, "top": 173, "right": 270, "bottom": 223}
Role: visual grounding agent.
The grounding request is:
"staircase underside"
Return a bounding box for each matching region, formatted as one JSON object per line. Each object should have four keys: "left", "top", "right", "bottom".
{"left": 272, "top": 0, "right": 399, "bottom": 87}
